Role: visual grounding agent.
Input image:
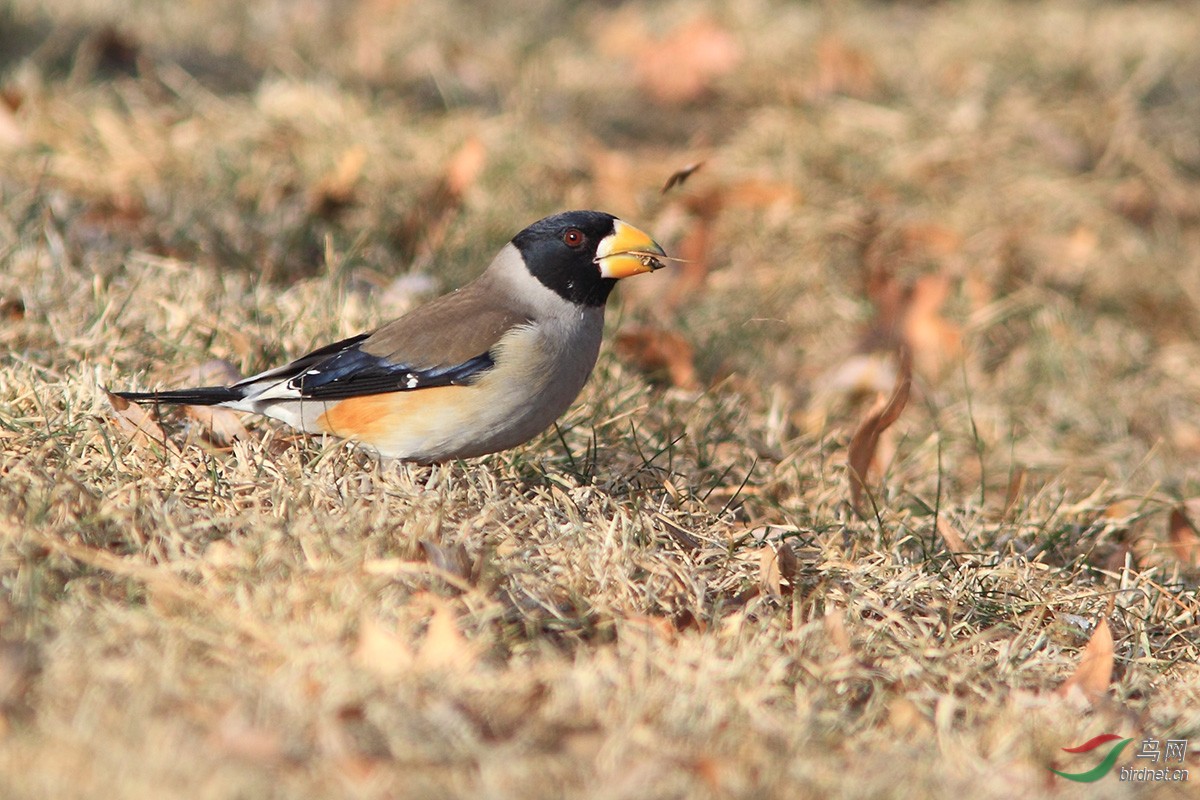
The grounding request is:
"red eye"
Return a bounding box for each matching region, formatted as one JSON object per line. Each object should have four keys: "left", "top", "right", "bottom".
{"left": 562, "top": 228, "right": 584, "bottom": 247}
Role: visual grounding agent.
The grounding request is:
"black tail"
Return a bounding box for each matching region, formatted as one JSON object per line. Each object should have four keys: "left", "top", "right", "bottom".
{"left": 114, "top": 387, "right": 244, "bottom": 406}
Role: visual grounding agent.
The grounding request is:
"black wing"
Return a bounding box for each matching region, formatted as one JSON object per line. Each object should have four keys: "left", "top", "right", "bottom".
{"left": 286, "top": 342, "right": 496, "bottom": 400}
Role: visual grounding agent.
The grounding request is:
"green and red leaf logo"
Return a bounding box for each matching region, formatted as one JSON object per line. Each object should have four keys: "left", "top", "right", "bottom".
{"left": 1052, "top": 734, "right": 1134, "bottom": 782}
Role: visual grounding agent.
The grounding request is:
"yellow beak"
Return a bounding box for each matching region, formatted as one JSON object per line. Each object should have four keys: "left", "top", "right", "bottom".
{"left": 595, "top": 219, "right": 667, "bottom": 279}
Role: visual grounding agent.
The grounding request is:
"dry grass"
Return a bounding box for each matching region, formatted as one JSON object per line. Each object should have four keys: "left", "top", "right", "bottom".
{"left": 2, "top": 1, "right": 1200, "bottom": 797}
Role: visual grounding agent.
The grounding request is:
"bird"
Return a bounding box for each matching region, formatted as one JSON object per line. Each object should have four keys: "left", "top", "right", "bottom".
{"left": 115, "top": 210, "right": 667, "bottom": 463}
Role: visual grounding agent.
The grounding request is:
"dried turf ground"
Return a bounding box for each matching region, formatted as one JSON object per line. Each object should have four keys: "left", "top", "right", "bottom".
{"left": 2, "top": 1, "right": 1200, "bottom": 798}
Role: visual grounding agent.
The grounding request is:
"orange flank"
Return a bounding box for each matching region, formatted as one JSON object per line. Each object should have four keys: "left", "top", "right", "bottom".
{"left": 315, "top": 385, "right": 475, "bottom": 452}
{"left": 317, "top": 393, "right": 398, "bottom": 441}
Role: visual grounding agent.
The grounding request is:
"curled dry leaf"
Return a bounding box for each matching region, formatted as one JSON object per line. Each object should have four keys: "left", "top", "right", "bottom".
{"left": 614, "top": 325, "right": 699, "bottom": 390}
{"left": 104, "top": 388, "right": 180, "bottom": 455}
{"left": 847, "top": 347, "right": 912, "bottom": 513}
{"left": 662, "top": 161, "right": 705, "bottom": 194}
{"left": 1057, "top": 617, "right": 1114, "bottom": 705}
{"left": 1167, "top": 505, "right": 1199, "bottom": 567}
{"left": 174, "top": 360, "right": 249, "bottom": 446}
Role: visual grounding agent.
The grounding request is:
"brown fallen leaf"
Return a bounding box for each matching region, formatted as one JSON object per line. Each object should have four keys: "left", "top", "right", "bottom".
{"left": 104, "top": 388, "right": 180, "bottom": 455}
{"left": 416, "top": 602, "right": 476, "bottom": 671}
{"left": 1101, "top": 499, "right": 1139, "bottom": 521}
{"left": 852, "top": 214, "right": 965, "bottom": 381}
{"left": 688, "top": 755, "right": 727, "bottom": 792}
{"left": 757, "top": 546, "right": 782, "bottom": 600}
{"left": 803, "top": 351, "right": 898, "bottom": 434}
{"left": 353, "top": 616, "right": 413, "bottom": 678}
{"left": 823, "top": 607, "right": 853, "bottom": 657}
{"left": 936, "top": 517, "right": 968, "bottom": 555}
{"left": 654, "top": 171, "right": 797, "bottom": 314}
{"left": 660, "top": 196, "right": 720, "bottom": 311}
{"left": 445, "top": 135, "right": 487, "bottom": 196}
{"left": 903, "top": 274, "right": 963, "bottom": 380}
{"left": 653, "top": 512, "right": 703, "bottom": 552}
{"left": 1167, "top": 505, "right": 1199, "bottom": 567}
{"left": 633, "top": 16, "right": 742, "bottom": 104}
{"left": 183, "top": 405, "right": 249, "bottom": 447}
{"left": 614, "top": 325, "right": 699, "bottom": 390}
{"left": 308, "top": 145, "right": 367, "bottom": 217}
{"left": 847, "top": 346, "right": 912, "bottom": 513}
{"left": 170, "top": 360, "right": 249, "bottom": 446}
{"left": 620, "top": 614, "right": 678, "bottom": 642}
{"left": 1058, "top": 618, "right": 1114, "bottom": 705}
{"left": 775, "top": 541, "right": 801, "bottom": 587}
{"left": 1002, "top": 467, "right": 1027, "bottom": 519}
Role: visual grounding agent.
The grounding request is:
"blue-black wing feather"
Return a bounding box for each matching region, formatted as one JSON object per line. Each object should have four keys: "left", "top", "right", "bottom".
{"left": 289, "top": 344, "right": 495, "bottom": 400}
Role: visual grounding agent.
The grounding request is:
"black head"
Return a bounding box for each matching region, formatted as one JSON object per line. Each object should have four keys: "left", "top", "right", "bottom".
{"left": 511, "top": 210, "right": 622, "bottom": 307}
